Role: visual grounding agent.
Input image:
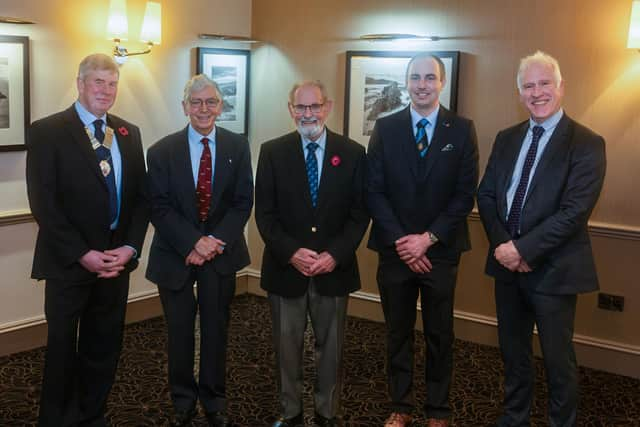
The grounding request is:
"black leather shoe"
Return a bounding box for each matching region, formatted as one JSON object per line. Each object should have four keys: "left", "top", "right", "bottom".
{"left": 205, "top": 410, "right": 232, "bottom": 426}
{"left": 272, "top": 413, "right": 304, "bottom": 427}
{"left": 169, "top": 408, "right": 197, "bottom": 427}
{"left": 314, "top": 413, "right": 343, "bottom": 427}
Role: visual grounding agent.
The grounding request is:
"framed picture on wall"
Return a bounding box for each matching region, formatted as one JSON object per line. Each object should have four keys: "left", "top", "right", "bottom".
{"left": 344, "top": 50, "right": 459, "bottom": 146}
{"left": 0, "top": 35, "right": 30, "bottom": 152}
{"left": 197, "top": 47, "right": 250, "bottom": 135}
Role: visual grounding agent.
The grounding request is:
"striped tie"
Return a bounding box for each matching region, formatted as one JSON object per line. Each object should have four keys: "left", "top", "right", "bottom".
{"left": 415, "top": 118, "right": 429, "bottom": 157}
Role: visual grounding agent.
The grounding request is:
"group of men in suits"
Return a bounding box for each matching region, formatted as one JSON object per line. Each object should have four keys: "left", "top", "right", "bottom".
{"left": 26, "top": 48, "right": 604, "bottom": 427}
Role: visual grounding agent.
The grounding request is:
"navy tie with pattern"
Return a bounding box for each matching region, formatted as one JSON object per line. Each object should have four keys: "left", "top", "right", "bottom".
{"left": 93, "top": 119, "right": 118, "bottom": 225}
{"left": 506, "top": 125, "right": 545, "bottom": 237}
{"left": 415, "top": 118, "right": 429, "bottom": 157}
{"left": 306, "top": 142, "right": 319, "bottom": 208}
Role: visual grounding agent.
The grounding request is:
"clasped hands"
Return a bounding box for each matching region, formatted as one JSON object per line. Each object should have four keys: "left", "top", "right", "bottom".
{"left": 395, "top": 233, "right": 434, "bottom": 274}
{"left": 79, "top": 246, "right": 135, "bottom": 279}
{"left": 184, "top": 236, "right": 226, "bottom": 266}
{"left": 290, "top": 248, "right": 336, "bottom": 277}
{"left": 494, "top": 240, "right": 532, "bottom": 273}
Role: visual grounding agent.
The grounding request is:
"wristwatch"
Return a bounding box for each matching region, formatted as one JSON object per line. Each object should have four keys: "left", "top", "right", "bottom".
{"left": 427, "top": 231, "right": 439, "bottom": 244}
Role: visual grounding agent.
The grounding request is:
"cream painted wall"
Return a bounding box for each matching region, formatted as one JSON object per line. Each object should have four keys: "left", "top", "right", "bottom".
{"left": 248, "top": 0, "right": 640, "bottom": 374}
{"left": 0, "top": 0, "right": 252, "bottom": 332}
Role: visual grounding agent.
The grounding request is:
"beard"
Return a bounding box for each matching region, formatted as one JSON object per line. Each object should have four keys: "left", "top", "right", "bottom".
{"left": 296, "top": 119, "right": 324, "bottom": 140}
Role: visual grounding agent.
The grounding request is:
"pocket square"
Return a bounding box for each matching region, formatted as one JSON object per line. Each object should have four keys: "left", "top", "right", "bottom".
{"left": 441, "top": 143, "right": 454, "bottom": 152}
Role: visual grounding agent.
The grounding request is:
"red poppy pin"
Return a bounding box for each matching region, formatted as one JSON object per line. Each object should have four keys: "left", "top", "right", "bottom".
{"left": 330, "top": 155, "right": 341, "bottom": 167}
{"left": 118, "top": 126, "right": 129, "bottom": 136}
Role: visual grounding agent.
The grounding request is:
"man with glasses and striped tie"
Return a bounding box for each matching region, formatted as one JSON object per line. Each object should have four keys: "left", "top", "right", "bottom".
{"left": 367, "top": 53, "right": 479, "bottom": 427}
{"left": 478, "top": 51, "right": 606, "bottom": 427}
{"left": 146, "top": 74, "right": 253, "bottom": 426}
{"left": 255, "top": 80, "right": 368, "bottom": 427}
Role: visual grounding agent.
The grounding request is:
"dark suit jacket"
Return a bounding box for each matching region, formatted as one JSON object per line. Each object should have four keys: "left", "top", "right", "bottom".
{"left": 26, "top": 105, "right": 149, "bottom": 283}
{"left": 145, "top": 126, "right": 253, "bottom": 290}
{"left": 367, "top": 106, "right": 479, "bottom": 279}
{"left": 477, "top": 114, "right": 606, "bottom": 295}
{"left": 255, "top": 129, "right": 369, "bottom": 298}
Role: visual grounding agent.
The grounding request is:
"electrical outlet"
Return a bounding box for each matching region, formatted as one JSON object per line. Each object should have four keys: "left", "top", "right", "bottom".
{"left": 598, "top": 292, "right": 624, "bottom": 312}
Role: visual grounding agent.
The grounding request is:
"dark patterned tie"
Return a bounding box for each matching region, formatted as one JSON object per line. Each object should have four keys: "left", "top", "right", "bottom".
{"left": 415, "top": 118, "right": 429, "bottom": 157}
{"left": 306, "top": 142, "right": 319, "bottom": 208}
{"left": 93, "top": 119, "right": 118, "bottom": 225}
{"left": 196, "top": 137, "right": 213, "bottom": 222}
{"left": 506, "top": 125, "right": 545, "bottom": 237}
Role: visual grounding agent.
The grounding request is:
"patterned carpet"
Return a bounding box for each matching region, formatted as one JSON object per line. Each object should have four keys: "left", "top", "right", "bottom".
{"left": 1, "top": 294, "right": 639, "bottom": 426}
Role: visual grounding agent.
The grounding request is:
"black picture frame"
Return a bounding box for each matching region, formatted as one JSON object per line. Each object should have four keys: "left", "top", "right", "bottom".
{"left": 344, "top": 50, "right": 459, "bottom": 146}
{"left": 0, "top": 35, "right": 30, "bottom": 152}
{"left": 197, "top": 47, "right": 250, "bottom": 135}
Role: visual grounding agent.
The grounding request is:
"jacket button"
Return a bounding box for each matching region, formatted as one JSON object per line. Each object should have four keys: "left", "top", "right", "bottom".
{"left": 311, "top": 226, "right": 317, "bottom": 233}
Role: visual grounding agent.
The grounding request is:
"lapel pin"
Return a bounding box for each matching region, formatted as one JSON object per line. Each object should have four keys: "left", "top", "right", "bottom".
{"left": 330, "top": 155, "right": 341, "bottom": 167}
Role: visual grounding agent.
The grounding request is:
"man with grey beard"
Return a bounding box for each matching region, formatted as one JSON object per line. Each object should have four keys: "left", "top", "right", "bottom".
{"left": 255, "top": 80, "right": 369, "bottom": 427}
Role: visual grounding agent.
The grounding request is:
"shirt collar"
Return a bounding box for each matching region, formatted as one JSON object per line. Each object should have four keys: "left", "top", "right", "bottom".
{"left": 188, "top": 124, "right": 216, "bottom": 143}
{"left": 529, "top": 108, "right": 564, "bottom": 132}
{"left": 300, "top": 127, "right": 327, "bottom": 152}
{"left": 410, "top": 104, "right": 440, "bottom": 129}
{"left": 74, "top": 100, "right": 107, "bottom": 127}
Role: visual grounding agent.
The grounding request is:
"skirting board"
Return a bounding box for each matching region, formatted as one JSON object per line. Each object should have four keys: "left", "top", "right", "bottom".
{"left": 243, "top": 268, "right": 640, "bottom": 379}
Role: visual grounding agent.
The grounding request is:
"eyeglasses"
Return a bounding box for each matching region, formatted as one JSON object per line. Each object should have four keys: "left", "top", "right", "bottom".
{"left": 292, "top": 103, "right": 324, "bottom": 114}
{"left": 189, "top": 98, "right": 221, "bottom": 108}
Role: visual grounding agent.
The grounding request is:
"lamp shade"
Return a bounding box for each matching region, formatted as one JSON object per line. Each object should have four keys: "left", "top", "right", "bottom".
{"left": 140, "top": 2, "right": 162, "bottom": 45}
{"left": 628, "top": 0, "right": 640, "bottom": 48}
{"left": 107, "top": 0, "right": 129, "bottom": 41}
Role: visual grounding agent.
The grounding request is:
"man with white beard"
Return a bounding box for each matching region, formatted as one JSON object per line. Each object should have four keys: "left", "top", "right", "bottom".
{"left": 255, "top": 80, "right": 369, "bottom": 427}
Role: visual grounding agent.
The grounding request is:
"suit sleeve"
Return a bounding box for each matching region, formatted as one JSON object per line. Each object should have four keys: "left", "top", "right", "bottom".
{"left": 477, "top": 131, "right": 513, "bottom": 248}
{"left": 428, "top": 120, "right": 479, "bottom": 246}
{"left": 26, "top": 121, "right": 90, "bottom": 266}
{"left": 255, "top": 143, "right": 301, "bottom": 266}
{"left": 515, "top": 134, "right": 606, "bottom": 264}
{"left": 147, "top": 143, "right": 202, "bottom": 257}
{"left": 210, "top": 137, "right": 254, "bottom": 245}
{"left": 366, "top": 121, "right": 406, "bottom": 246}
{"left": 325, "top": 146, "right": 369, "bottom": 266}
{"left": 123, "top": 125, "right": 150, "bottom": 255}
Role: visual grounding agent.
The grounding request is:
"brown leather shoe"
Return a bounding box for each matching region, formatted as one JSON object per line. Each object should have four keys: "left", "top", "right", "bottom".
{"left": 384, "top": 412, "right": 413, "bottom": 427}
{"left": 427, "top": 418, "right": 449, "bottom": 427}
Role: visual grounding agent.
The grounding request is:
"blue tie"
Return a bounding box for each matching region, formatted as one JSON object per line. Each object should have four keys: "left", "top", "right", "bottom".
{"left": 93, "top": 119, "right": 118, "bottom": 226}
{"left": 507, "top": 125, "right": 545, "bottom": 237}
{"left": 306, "top": 142, "right": 319, "bottom": 208}
{"left": 415, "top": 118, "right": 429, "bottom": 157}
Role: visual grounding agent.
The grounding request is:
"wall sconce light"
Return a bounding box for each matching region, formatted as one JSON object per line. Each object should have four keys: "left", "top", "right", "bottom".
{"left": 107, "top": 0, "right": 161, "bottom": 63}
{"left": 198, "top": 33, "right": 260, "bottom": 43}
{"left": 628, "top": 0, "right": 640, "bottom": 51}
{"left": 360, "top": 33, "right": 441, "bottom": 42}
{"left": 0, "top": 16, "right": 35, "bottom": 24}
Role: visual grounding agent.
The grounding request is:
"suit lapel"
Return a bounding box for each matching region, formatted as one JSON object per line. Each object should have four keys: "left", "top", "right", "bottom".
{"left": 62, "top": 106, "right": 108, "bottom": 189}
{"left": 524, "top": 114, "right": 571, "bottom": 202}
{"left": 397, "top": 107, "right": 419, "bottom": 178}
{"left": 316, "top": 129, "right": 338, "bottom": 211}
{"left": 210, "top": 127, "right": 232, "bottom": 214}
{"left": 497, "top": 121, "right": 529, "bottom": 218}
{"left": 421, "top": 107, "right": 453, "bottom": 180}
{"left": 287, "top": 132, "right": 315, "bottom": 210}
{"left": 175, "top": 127, "right": 199, "bottom": 221}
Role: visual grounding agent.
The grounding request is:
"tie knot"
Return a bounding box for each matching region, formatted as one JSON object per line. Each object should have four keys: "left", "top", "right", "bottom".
{"left": 417, "top": 118, "right": 429, "bottom": 130}
{"left": 201, "top": 137, "right": 209, "bottom": 145}
{"left": 307, "top": 142, "right": 319, "bottom": 153}
{"left": 532, "top": 125, "right": 544, "bottom": 140}
{"left": 93, "top": 119, "right": 104, "bottom": 130}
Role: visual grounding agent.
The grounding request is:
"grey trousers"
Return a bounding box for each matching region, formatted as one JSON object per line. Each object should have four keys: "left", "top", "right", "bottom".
{"left": 268, "top": 281, "right": 348, "bottom": 419}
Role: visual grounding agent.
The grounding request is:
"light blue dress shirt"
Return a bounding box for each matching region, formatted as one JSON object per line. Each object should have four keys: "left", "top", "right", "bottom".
{"left": 506, "top": 108, "right": 564, "bottom": 217}
{"left": 410, "top": 104, "right": 440, "bottom": 146}
{"left": 74, "top": 101, "right": 122, "bottom": 230}
{"left": 300, "top": 128, "right": 327, "bottom": 185}
{"left": 188, "top": 124, "right": 217, "bottom": 189}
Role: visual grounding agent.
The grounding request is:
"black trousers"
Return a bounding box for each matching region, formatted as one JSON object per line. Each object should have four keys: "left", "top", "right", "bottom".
{"left": 38, "top": 274, "right": 129, "bottom": 427}
{"left": 158, "top": 267, "right": 235, "bottom": 414}
{"left": 377, "top": 260, "right": 458, "bottom": 420}
{"left": 495, "top": 279, "right": 578, "bottom": 427}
